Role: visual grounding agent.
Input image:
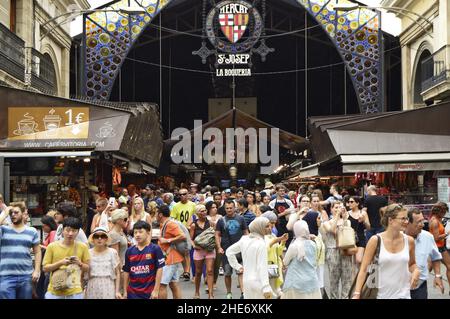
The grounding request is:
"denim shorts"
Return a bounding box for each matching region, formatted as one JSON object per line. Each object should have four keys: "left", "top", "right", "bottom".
{"left": 161, "top": 262, "right": 183, "bottom": 285}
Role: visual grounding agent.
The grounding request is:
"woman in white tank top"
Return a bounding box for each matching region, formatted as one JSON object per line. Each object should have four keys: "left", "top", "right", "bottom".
{"left": 352, "top": 204, "right": 420, "bottom": 299}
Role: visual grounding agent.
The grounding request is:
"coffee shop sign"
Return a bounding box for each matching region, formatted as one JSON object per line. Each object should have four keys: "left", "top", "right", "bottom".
{"left": 8, "top": 107, "right": 89, "bottom": 140}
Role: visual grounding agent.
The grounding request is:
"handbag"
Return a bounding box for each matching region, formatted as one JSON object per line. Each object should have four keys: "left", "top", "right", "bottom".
{"left": 267, "top": 263, "right": 280, "bottom": 279}
{"left": 348, "top": 235, "right": 381, "bottom": 299}
{"left": 52, "top": 242, "right": 80, "bottom": 291}
{"left": 194, "top": 227, "right": 216, "bottom": 252}
{"left": 336, "top": 220, "right": 356, "bottom": 249}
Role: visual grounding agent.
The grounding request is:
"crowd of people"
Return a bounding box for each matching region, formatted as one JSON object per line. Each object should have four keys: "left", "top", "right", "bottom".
{"left": 0, "top": 181, "right": 449, "bottom": 299}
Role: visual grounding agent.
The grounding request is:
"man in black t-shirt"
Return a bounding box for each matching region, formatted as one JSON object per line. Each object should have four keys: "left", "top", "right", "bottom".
{"left": 363, "top": 185, "right": 388, "bottom": 241}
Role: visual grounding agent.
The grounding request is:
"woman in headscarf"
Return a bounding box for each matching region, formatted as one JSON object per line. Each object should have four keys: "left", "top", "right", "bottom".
{"left": 281, "top": 220, "right": 322, "bottom": 299}
{"left": 261, "top": 211, "right": 287, "bottom": 297}
{"left": 226, "top": 217, "right": 274, "bottom": 299}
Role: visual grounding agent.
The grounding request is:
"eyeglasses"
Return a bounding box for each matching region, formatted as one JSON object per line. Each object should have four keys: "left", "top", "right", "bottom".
{"left": 179, "top": 193, "right": 188, "bottom": 196}
{"left": 93, "top": 234, "right": 108, "bottom": 239}
{"left": 301, "top": 200, "right": 310, "bottom": 203}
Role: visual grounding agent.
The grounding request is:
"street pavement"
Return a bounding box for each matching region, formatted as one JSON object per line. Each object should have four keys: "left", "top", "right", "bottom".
{"left": 172, "top": 264, "right": 450, "bottom": 300}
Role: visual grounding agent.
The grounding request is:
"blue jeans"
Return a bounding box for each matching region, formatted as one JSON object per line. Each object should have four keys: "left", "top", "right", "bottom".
{"left": 365, "top": 227, "right": 384, "bottom": 242}
{"left": 0, "top": 275, "right": 33, "bottom": 299}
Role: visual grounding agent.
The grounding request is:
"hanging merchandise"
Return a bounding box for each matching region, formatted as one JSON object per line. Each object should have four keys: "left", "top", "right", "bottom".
{"left": 113, "top": 167, "right": 122, "bottom": 186}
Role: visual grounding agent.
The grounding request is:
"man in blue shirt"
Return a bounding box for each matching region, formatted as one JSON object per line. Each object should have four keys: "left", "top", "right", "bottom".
{"left": 0, "top": 202, "right": 41, "bottom": 299}
{"left": 405, "top": 208, "right": 444, "bottom": 299}
{"left": 237, "top": 198, "right": 256, "bottom": 227}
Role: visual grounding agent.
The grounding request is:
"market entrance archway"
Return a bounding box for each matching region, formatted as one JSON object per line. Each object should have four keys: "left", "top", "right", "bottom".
{"left": 83, "top": 0, "right": 383, "bottom": 114}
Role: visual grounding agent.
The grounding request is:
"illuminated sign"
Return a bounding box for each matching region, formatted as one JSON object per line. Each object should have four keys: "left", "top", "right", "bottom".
{"left": 193, "top": 0, "right": 273, "bottom": 77}
{"left": 8, "top": 107, "right": 89, "bottom": 140}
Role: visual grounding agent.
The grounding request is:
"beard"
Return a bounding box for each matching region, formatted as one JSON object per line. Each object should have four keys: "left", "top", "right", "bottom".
{"left": 12, "top": 217, "right": 23, "bottom": 225}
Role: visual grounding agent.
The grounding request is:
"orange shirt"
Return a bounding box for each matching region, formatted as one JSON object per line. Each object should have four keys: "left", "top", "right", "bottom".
{"left": 430, "top": 216, "right": 445, "bottom": 248}
{"left": 159, "top": 220, "right": 184, "bottom": 265}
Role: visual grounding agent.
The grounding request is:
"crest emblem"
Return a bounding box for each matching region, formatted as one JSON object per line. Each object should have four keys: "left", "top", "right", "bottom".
{"left": 219, "top": 13, "right": 249, "bottom": 43}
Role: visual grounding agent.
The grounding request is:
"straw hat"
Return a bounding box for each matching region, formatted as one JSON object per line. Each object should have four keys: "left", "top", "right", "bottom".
{"left": 87, "top": 185, "right": 99, "bottom": 193}
{"left": 88, "top": 227, "right": 111, "bottom": 245}
{"left": 264, "top": 181, "right": 274, "bottom": 189}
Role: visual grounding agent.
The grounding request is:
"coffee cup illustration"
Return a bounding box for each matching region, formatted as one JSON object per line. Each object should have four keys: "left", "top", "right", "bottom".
{"left": 43, "top": 110, "right": 62, "bottom": 137}
{"left": 97, "top": 122, "right": 116, "bottom": 138}
{"left": 13, "top": 113, "right": 38, "bottom": 136}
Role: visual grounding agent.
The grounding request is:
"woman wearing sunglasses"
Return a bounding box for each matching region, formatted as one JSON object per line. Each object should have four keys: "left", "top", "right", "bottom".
{"left": 85, "top": 227, "right": 122, "bottom": 299}
{"left": 352, "top": 204, "right": 420, "bottom": 299}
{"left": 347, "top": 196, "right": 370, "bottom": 268}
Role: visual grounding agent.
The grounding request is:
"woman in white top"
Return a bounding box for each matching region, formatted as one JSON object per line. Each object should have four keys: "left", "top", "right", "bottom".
{"left": 352, "top": 204, "right": 420, "bottom": 299}
{"left": 226, "top": 217, "right": 273, "bottom": 299}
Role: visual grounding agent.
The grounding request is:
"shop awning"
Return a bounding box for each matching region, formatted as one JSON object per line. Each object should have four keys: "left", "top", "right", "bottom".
{"left": 341, "top": 153, "right": 450, "bottom": 173}
{"left": 308, "top": 102, "right": 450, "bottom": 164}
{"left": 0, "top": 151, "right": 92, "bottom": 158}
{"left": 0, "top": 85, "right": 163, "bottom": 169}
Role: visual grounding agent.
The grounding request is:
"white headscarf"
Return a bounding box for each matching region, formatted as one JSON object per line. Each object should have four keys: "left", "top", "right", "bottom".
{"left": 249, "top": 217, "right": 270, "bottom": 239}
{"left": 291, "top": 220, "right": 310, "bottom": 261}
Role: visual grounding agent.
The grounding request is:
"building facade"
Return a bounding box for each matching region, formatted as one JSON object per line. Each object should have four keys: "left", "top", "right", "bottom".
{"left": 383, "top": 0, "right": 450, "bottom": 109}
{"left": 0, "top": 0, "right": 89, "bottom": 96}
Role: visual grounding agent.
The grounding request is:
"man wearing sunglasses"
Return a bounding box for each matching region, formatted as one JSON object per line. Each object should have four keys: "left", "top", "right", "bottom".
{"left": 0, "top": 202, "right": 41, "bottom": 299}
{"left": 171, "top": 189, "right": 196, "bottom": 281}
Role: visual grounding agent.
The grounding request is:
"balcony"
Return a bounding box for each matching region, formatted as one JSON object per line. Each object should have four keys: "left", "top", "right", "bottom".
{"left": 0, "top": 23, "right": 25, "bottom": 82}
{"left": 30, "top": 48, "right": 57, "bottom": 94}
{"left": 421, "top": 45, "right": 450, "bottom": 102}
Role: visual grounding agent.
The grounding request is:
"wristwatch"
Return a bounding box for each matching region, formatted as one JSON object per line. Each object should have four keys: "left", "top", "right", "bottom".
{"left": 435, "top": 274, "right": 442, "bottom": 278}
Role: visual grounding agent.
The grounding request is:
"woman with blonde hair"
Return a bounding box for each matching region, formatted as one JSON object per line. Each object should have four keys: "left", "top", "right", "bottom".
{"left": 128, "top": 197, "right": 152, "bottom": 234}
{"left": 190, "top": 204, "right": 215, "bottom": 299}
{"left": 147, "top": 201, "right": 159, "bottom": 225}
{"left": 352, "top": 204, "right": 420, "bottom": 299}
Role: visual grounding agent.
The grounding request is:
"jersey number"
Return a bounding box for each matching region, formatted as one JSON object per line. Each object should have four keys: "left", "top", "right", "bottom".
{"left": 179, "top": 211, "right": 190, "bottom": 223}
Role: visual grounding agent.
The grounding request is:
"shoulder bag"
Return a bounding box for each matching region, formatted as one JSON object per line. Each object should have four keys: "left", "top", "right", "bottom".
{"left": 348, "top": 235, "right": 381, "bottom": 299}
{"left": 194, "top": 227, "right": 216, "bottom": 252}
{"left": 52, "top": 242, "right": 80, "bottom": 291}
{"left": 336, "top": 220, "right": 356, "bottom": 249}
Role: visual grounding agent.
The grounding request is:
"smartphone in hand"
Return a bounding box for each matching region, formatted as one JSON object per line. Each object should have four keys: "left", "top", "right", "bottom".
{"left": 108, "top": 197, "right": 115, "bottom": 206}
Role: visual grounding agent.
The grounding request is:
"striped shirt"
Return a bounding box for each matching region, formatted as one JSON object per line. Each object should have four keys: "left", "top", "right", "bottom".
{"left": 123, "top": 243, "right": 165, "bottom": 299}
{"left": 0, "top": 225, "right": 39, "bottom": 276}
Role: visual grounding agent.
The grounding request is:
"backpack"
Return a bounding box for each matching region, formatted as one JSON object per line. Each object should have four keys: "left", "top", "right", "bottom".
{"left": 162, "top": 219, "right": 192, "bottom": 255}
